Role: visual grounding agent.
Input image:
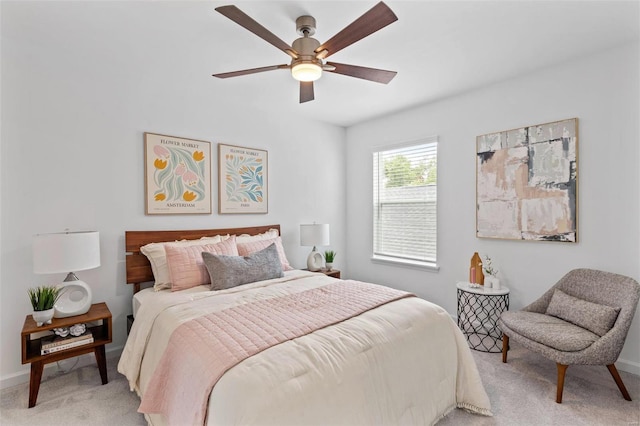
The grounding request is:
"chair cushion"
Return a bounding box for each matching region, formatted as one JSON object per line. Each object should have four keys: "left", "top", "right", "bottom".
{"left": 546, "top": 289, "right": 620, "bottom": 336}
{"left": 500, "top": 311, "right": 599, "bottom": 352}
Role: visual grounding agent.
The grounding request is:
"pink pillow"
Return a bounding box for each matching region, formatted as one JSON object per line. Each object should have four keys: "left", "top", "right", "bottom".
{"left": 236, "top": 236, "right": 293, "bottom": 271}
{"left": 166, "top": 236, "right": 238, "bottom": 291}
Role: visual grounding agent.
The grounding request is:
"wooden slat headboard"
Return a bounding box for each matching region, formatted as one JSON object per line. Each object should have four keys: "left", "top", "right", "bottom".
{"left": 125, "top": 224, "right": 281, "bottom": 293}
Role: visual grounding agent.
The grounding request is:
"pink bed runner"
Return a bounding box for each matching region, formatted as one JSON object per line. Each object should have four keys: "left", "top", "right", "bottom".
{"left": 138, "top": 280, "right": 413, "bottom": 425}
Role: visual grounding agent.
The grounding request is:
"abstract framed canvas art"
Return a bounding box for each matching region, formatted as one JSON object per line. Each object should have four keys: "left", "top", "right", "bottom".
{"left": 476, "top": 118, "right": 578, "bottom": 242}
{"left": 218, "top": 143, "right": 268, "bottom": 214}
{"left": 144, "top": 132, "right": 212, "bottom": 215}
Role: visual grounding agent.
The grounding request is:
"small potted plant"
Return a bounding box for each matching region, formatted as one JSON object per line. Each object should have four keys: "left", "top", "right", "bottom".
{"left": 28, "top": 285, "right": 63, "bottom": 326}
{"left": 482, "top": 255, "right": 500, "bottom": 289}
{"left": 324, "top": 250, "right": 336, "bottom": 271}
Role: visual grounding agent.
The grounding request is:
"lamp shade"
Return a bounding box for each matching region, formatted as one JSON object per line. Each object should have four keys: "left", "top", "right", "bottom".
{"left": 300, "top": 224, "right": 330, "bottom": 247}
{"left": 33, "top": 231, "right": 101, "bottom": 274}
{"left": 291, "top": 62, "right": 322, "bottom": 82}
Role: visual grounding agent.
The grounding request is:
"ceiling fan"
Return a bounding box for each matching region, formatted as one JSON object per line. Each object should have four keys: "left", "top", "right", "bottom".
{"left": 212, "top": 2, "right": 398, "bottom": 103}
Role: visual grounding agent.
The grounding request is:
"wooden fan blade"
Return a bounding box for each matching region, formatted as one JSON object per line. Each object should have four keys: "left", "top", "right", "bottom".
{"left": 315, "top": 2, "right": 397, "bottom": 59}
{"left": 216, "top": 6, "right": 298, "bottom": 59}
{"left": 325, "top": 62, "right": 396, "bottom": 84}
{"left": 300, "top": 81, "right": 314, "bottom": 103}
{"left": 212, "top": 64, "right": 289, "bottom": 78}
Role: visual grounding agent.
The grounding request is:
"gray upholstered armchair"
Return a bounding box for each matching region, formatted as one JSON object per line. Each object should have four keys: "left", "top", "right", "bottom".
{"left": 499, "top": 268, "right": 639, "bottom": 403}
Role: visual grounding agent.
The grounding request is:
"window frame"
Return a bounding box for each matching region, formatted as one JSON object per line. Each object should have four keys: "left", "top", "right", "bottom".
{"left": 371, "top": 136, "right": 439, "bottom": 271}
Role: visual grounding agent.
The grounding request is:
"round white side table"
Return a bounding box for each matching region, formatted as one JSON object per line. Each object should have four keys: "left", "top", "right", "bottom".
{"left": 456, "top": 281, "right": 510, "bottom": 353}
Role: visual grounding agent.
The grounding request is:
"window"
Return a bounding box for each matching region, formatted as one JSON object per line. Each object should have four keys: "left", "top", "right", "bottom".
{"left": 372, "top": 137, "right": 438, "bottom": 268}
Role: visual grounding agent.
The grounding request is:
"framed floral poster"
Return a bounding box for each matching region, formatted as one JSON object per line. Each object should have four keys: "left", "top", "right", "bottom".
{"left": 144, "top": 132, "right": 212, "bottom": 215}
{"left": 218, "top": 143, "right": 268, "bottom": 214}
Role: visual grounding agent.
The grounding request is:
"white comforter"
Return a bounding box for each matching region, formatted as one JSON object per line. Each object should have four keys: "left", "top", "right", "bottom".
{"left": 118, "top": 270, "right": 491, "bottom": 425}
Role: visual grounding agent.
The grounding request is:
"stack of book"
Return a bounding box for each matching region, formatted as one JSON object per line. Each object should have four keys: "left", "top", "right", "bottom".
{"left": 40, "top": 330, "right": 93, "bottom": 355}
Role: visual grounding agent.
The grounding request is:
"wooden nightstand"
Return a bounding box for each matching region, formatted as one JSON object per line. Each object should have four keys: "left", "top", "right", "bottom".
{"left": 21, "top": 302, "right": 112, "bottom": 407}
{"left": 304, "top": 268, "right": 341, "bottom": 279}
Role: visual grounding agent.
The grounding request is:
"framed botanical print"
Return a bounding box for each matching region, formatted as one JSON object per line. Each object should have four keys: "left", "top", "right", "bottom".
{"left": 144, "top": 132, "right": 212, "bottom": 215}
{"left": 218, "top": 143, "right": 268, "bottom": 214}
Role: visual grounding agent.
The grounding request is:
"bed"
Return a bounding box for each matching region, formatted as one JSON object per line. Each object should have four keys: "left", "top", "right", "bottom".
{"left": 118, "top": 225, "right": 491, "bottom": 426}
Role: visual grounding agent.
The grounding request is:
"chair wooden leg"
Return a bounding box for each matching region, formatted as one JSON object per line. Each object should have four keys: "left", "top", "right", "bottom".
{"left": 502, "top": 334, "right": 509, "bottom": 363}
{"left": 607, "top": 364, "right": 632, "bottom": 401}
{"left": 556, "top": 363, "right": 569, "bottom": 403}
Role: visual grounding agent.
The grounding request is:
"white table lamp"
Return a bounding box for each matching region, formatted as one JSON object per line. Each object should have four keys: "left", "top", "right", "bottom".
{"left": 300, "top": 224, "right": 330, "bottom": 272}
{"left": 33, "top": 231, "right": 100, "bottom": 318}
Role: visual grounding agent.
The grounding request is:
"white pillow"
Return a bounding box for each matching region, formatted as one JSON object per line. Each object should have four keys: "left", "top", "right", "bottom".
{"left": 201, "top": 234, "right": 231, "bottom": 241}
{"left": 203, "top": 229, "right": 278, "bottom": 243}
{"left": 140, "top": 236, "right": 223, "bottom": 291}
{"left": 235, "top": 228, "right": 279, "bottom": 243}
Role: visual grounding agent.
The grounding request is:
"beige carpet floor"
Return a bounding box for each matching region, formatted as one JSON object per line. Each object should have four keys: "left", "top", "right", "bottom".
{"left": 1, "top": 342, "right": 639, "bottom": 425}
{"left": 439, "top": 342, "right": 640, "bottom": 425}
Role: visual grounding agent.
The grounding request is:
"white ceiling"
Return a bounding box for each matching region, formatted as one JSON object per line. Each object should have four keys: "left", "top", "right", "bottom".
{"left": 4, "top": 1, "right": 639, "bottom": 127}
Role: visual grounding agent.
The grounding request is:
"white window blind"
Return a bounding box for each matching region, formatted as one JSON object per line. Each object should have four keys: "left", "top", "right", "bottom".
{"left": 373, "top": 138, "right": 438, "bottom": 265}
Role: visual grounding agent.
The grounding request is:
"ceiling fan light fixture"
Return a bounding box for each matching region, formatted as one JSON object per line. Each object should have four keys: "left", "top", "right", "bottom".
{"left": 213, "top": 3, "right": 398, "bottom": 102}
{"left": 291, "top": 62, "right": 322, "bottom": 82}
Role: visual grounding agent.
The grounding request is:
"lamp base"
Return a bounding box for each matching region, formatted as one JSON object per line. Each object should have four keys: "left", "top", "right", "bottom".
{"left": 54, "top": 279, "right": 92, "bottom": 318}
{"left": 307, "top": 248, "right": 324, "bottom": 272}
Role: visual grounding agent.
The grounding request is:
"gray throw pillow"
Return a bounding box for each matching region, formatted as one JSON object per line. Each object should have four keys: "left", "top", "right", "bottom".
{"left": 545, "top": 289, "right": 620, "bottom": 336}
{"left": 202, "top": 243, "right": 284, "bottom": 291}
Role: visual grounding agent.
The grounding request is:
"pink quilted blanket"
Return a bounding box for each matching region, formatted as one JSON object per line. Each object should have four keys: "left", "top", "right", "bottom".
{"left": 138, "top": 280, "right": 413, "bottom": 425}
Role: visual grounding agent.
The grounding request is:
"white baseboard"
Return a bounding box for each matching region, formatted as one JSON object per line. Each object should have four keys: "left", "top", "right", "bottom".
{"left": 0, "top": 345, "right": 123, "bottom": 390}
{"left": 616, "top": 358, "right": 640, "bottom": 376}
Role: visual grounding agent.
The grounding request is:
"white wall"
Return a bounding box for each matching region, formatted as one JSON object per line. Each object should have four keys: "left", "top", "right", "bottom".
{"left": 345, "top": 42, "right": 640, "bottom": 374}
{"left": 2, "top": 2, "right": 638, "bottom": 390}
{"left": 0, "top": 11, "right": 346, "bottom": 386}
